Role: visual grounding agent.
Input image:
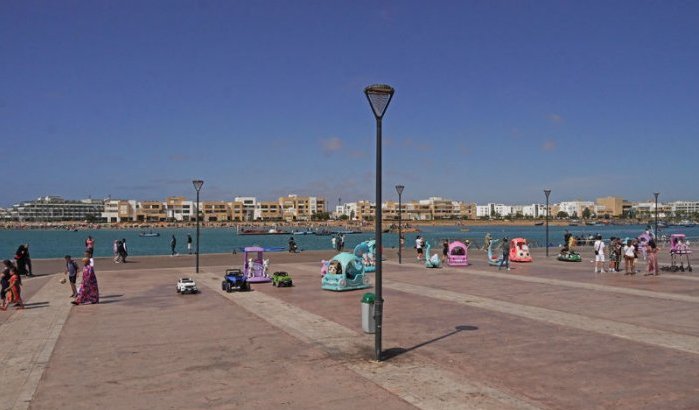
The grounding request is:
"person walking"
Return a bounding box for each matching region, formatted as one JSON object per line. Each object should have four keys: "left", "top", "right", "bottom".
{"left": 623, "top": 239, "right": 636, "bottom": 275}
{"left": 187, "top": 234, "right": 193, "bottom": 254}
{"left": 170, "top": 235, "right": 177, "bottom": 256}
{"left": 645, "top": 239, "right": 659, "bottom": 276}
{"left": 14, "top": 244, "right": 32, "bottom": 277}
{"left": 442, "top": 240, "right": 449, "bottom": 264}
{"left": 72, "top": 257, "right": 99, "bottom": 305}
{"left": 1, "top": 267, "right": 24, "bottom": 310}
{"left": 1, "top": 260, "right": 13, "bottom": 306}
{"left": 593, "top": 235, "right": 606, "bottom": 273}
{"left": 113, "top": 240, "right": 120, "bottom": 263}
{"left": 121, "top": 239, "right": 128, "bottom": 262}
{"left": 85, "top": 235, "right": 95, "bottom": 254}
{"left": 339, "top": 234, "right": 345, "bottom": 252}
{"left": 498, "top": 237, "right": 510, "bottom": 271}
{"left": 331, "top": 235, "right": 337, "bottom": 251}
{"left": 415, "top": 236, "right": 424, "bottom": 261}
{"left": 64, "top": 255, "right": 79, "bottom": 297}
{"left": 24, "top": 244, "right": 33, "bottom": 276}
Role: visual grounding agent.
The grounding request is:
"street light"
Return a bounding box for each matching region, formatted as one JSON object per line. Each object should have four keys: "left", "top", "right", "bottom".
{"left": 365, "top": 83, "right": 394, "bottom": 362}
{"left": 395, "top": 185, "right": 404, "bottom": 264}
{"left": 193, "top": 179, "right": 204, "bottom": 273}
{"left": 654, "top": 192, "right": 660, "bottom": 241}
{"left": 544, "top": 189, "right": 551, "bottom": 257}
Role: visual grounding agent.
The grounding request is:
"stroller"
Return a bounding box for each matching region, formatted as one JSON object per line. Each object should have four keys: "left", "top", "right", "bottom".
{"left": 669, "top": 234, "right": 692, "bottom": 272}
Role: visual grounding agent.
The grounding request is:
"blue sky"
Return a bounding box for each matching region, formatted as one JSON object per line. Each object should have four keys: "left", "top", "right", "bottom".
{"left": 2, "top": 1, "right": 698, "bottom": 207}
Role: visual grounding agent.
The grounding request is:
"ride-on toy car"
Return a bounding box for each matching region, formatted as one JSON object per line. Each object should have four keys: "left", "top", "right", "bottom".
{"left": 271, "top": 271, "right": 293, "bottom": 287}
{"left": 221, "top": 268, "right": 250, "bottom": 292}
{"left": 321, "top": 252, "right": 371, "bottom": 291}
{"left": 177, "top": 277, "right": 199, "bottom": 294}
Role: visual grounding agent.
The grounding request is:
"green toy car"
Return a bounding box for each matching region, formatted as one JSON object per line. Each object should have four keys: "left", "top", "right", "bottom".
{"left": 271, "top": 271, "right": 293, "bottom": 287}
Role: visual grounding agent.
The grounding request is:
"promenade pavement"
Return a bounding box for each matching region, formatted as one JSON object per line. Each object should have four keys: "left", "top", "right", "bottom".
{"left": 0, "top": 247, "right": 698, "bottom": 409}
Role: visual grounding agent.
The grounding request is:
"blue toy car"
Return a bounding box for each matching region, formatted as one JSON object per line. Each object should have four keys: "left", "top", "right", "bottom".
{"left": 221, "top": 268, "right": 250, "bottom": 292}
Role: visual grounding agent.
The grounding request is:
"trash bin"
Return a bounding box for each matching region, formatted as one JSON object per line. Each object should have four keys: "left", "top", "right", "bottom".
{"left": 361, "top": 292, "right": 376, "bottom": 333}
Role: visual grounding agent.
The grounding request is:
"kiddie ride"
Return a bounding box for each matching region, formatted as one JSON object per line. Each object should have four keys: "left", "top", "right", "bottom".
{"left": 557, "top": 245, "right": 582, "bottom": 262}
{"left": 243, "top": 246, "right": 271, "bottom": 283}
{"left": 353, "top": 240, "right": 377, "bottom": 273}
{"left": 509, "top": 237, "right": 532, "bottom": 263}
{"left": 321, "top": 253, "right": 371, "bottom": 291}
{"left": 221, "top": 268, "right": 250, "bottom": 292}
{"left": 446, "top": 240, "right": 469, "bottom": 267}
{"left": 423, "top": 241, "right": 442, "bottom": 268}
{"left": 669, "top": 233, "right": 692, "bottom": 272}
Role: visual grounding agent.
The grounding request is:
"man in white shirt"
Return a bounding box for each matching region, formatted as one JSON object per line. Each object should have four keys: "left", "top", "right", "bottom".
{"left": 415, "top": 236, "right": 424, "bottom": 261}
{"left": 593, "top": 234, "right": 606, "bottom": 273}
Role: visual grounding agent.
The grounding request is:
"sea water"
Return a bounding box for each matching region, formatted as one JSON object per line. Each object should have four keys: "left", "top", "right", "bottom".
{"left": 0, "top": 225, "right": 694, "bottom": 259}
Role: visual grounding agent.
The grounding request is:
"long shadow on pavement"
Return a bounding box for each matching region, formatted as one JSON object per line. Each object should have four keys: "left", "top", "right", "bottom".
{"left": 383, "top": 325, "right": 478, "bottom": 360}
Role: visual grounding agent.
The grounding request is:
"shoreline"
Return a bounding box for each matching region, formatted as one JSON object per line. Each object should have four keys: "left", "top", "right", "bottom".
{"left": 1, "top": 218, "right": 650, "bottom": 231}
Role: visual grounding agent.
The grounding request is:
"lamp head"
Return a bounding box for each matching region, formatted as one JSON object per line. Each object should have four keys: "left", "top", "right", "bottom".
{"left": 364, "top": 84, "right": 395, "bottom": 119}
{"left": 395, "top": 185, "right": 404, "bottom": 196}
{"left": 192, "top": 180, "right": 204, "bottom": 192}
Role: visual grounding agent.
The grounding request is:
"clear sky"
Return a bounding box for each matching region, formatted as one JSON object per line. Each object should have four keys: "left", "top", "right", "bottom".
{"left": 2, "top": 1, "right": 698, "bottom": 207}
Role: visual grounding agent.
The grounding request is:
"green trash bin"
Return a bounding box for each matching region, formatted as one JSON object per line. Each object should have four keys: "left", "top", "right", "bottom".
{"left": 361, "top": 292, "right": 375, "bottom": 333}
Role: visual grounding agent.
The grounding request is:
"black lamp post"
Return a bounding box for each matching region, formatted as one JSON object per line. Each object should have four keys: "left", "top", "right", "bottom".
{"left": 365, "top": 83, "right": 394, "bottom": 362}
{"left": 395, "top": 185, "right": 404, "bottom": 264}
{"left": 544, "top": 189, "right": 551, "bottom": 257}
{"left": 193, "top": 180, "right": 204, "bottom": 273}
{"left": 654, "top": 192, "right": 660, "bottom": 240}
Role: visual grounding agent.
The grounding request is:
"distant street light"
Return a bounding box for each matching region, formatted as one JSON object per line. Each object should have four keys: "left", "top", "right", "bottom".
{"left": 365, "top": 83, "right": 395, "bottom": 362}
{"left": 395, "top": 185, "right": 404, "bottom": 264}
{"left": 193, "top": 180, "right": 204, "bottom": 273}
{"left": 544, "top": 189, "right": 551, "bottom": 257}
{"left": 654, "top": 192, "right": 660, "bottom": 241}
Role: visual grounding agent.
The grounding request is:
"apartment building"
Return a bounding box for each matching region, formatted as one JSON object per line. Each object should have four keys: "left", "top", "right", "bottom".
{"left": 669, "top": 201, "right": 699, "bottom": 216}
{"left": 200, "top": 201, "right": 228, "bottom": 222}
{"left": 5, "top": 196, "right": 104, "bottom": 222}
{"left": 135, "top": 201, "right": 167, "bottom": 222}
{"left": 165, "top": 196, "right": 193, "bottom": 221}
{"left": 102, "top": 199, "right": 138, "bottom": 222}
{"left": 278, "top": 194, "right": 326, "bottom": 221}
{"left": 234, "top": 197, "right": 257, "bottom": 221}
{"left": 256, "top": 201, "right": 282, "bottom": 220}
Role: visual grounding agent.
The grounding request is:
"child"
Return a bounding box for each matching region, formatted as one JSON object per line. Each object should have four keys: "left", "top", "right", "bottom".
{"left": 1, "top": 267, "right": 24, "bottom": 310}
{"left": 64, "top": 255, "right": 79, "bottom": 297}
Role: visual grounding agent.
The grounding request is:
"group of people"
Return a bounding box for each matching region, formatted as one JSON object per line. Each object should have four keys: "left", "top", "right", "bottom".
{"left": 170, "top": 234, "right": 193, "bottom": 256}
{"left": 1, "top": 243, "right": 38, "bottom": 310}
{"left": 113, "top": 239, "right": 128, "bottom": 263}
{"left": 2, "top": 259, "right": 24, "bottom": 310}
{"left": 60, "top": 236, "right": 101, "bottom": 304}
{"left": 330, "top": 234, "right": 346, "bottom": 252}
{"left": 593, "top": 234, "right": 659, "bottom": 275}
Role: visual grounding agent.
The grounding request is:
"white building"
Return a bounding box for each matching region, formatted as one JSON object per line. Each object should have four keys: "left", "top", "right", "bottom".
{"left": 234, "top": 197, "right": 257, "bottom": 221}
{"left": 558, "top": 201, "right": 595, "bottom": 218}
{"left": 476, "top": 203, "right": 511, "bottom": 218}
{"left": 522, "top": 204, "right": 547, "bottom": 218}
{"left": 669, "top": 201, "right": 699, "bottom": 215}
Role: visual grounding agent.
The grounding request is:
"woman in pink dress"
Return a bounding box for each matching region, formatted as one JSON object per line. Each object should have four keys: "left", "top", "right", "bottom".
{"left": 73, "top": 258, "right": 99, "bottom": 305}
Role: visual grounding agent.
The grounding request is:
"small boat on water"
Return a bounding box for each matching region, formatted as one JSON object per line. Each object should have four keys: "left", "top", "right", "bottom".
{"left": 139, "top": 232, "right": 160, "bottom": 237}
{"left": 534, "top": 222, "right": 544, "bottom": 226}
{"left": 239, "top": 228, "right": 289, "bottom": 235}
